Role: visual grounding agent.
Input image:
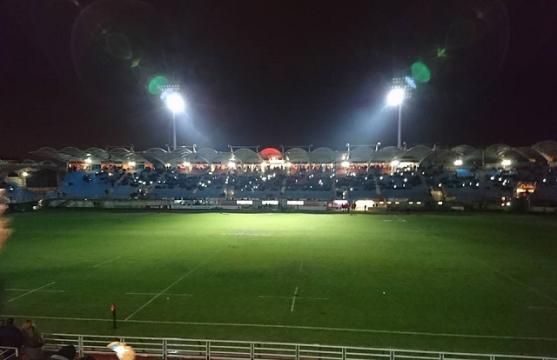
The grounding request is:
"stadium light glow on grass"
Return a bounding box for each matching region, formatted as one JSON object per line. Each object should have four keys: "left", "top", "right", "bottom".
{"left": 3, "top": 212, "right": 557, "bottom": 354}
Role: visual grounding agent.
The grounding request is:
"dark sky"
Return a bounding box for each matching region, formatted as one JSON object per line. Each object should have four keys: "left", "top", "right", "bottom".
{"left": 1, "top": 0, "right": 556, "bottom": 158}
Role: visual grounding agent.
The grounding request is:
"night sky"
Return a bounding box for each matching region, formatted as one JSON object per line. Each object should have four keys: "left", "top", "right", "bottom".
{"left": 1, "top": 0, "right": 556, "bottom": 159}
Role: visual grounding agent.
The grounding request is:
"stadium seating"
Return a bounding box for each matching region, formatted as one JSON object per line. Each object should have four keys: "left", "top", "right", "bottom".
{"left": 2, "top": 143, "right": 557, "bottom": 208}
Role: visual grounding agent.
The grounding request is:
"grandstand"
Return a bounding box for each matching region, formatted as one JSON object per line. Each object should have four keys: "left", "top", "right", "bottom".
{"left": 1, "top": 141, "right": 557, "bottom": 210}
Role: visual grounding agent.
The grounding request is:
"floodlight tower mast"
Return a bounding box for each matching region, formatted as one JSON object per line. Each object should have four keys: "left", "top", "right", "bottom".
{"left": 386, "top": 87, "right": 405, "bottom": 148}
{"left": 386, "top": 77, "right": 415, "bottom": 149}
{"left": 161, "top": 85, "right": 185, "bottom": 151}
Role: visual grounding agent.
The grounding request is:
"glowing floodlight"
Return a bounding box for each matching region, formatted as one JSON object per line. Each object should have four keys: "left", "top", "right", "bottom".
{"left": 386, "top": 87, "right": 405, "bottom": 107}
{"left": 501, "top": 159, "right": 512, "bottom": 167}
{"left": 453, "top": 159, "right": 463, "bottom": 167}
{"left": 164, "top": 92, "right": 185, "bottom": 114}
{"left": 341, "top": 160, "right": 350, "bottom": 168}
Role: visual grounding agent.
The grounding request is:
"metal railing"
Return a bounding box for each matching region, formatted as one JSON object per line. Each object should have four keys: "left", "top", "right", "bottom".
{"left": 0, "top": 346, "right": 18, "bottom": 360}
{"left": 41, "top": 333, "right": 557, "bottom": 360}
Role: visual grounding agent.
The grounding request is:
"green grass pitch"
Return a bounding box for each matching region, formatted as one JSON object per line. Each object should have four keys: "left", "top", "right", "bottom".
{"left": 1, "top": 211, "right": 557, "bottom": 356}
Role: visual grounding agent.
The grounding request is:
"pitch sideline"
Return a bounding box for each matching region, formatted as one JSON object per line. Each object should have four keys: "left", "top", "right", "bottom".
{"left": 2, "top": 313, "right": 556, "bottom": 342}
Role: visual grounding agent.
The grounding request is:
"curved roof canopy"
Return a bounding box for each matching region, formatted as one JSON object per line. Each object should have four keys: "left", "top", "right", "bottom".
{"left": 259, "top": 147, "right": 283, "bottom": 160}
{"left": 451, "top": 145, "right": 476, "bottom": 156}
{"left": 533, "top": 140, "right": 557, "bottom": 162}
{"left": 23, "top": 142, "right": 557, "bottom": 168}
{"left": 196, "top": 147, "right": 219, "bottom": 162}
{"left": 310, "top": 147, "right": 336, "bottom": 163}
{"left": 402, "top": 145, "right": 432, "bottom": 162}
{"left": 185, "top": 152, "right": 211, "bottom": 164}
{"left": 284, "top": 147, "right": 309, "bottom": 163}
{"left": 485, "top": 144, "right": 512, "bottom": 159}
{"left": 350, "top": 146, "right": 373, "bottom": 163}
{"left": 372, "top": 146, "right": 403, "bottom": 162}
{"left": 234, "top": 148, "right": 262, "bottom": 164}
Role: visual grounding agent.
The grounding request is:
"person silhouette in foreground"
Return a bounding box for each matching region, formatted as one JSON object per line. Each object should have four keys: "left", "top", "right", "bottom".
{"left": 0, "top": 318, "right": 24, "bottom": 358}
{"left": 20, "top": 320, "right": 45, "bottom": 360}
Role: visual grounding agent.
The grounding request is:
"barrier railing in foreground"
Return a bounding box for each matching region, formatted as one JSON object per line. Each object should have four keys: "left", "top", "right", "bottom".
{"left": 42, "top": 333, "right": 557, "bottom": 360}
{"left": 0, "top": 346, "right": 19, "bottom": 360}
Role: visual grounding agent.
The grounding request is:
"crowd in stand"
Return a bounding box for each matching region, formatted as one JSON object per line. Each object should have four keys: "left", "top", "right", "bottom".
{"left": 0, "top": 160, "right": 552, "bottom": 207}
{"left": 0, "top": 318, "right": 44, "bottom": 360}
{"left": 0, "top": 319, "right": 94, "bottom": 360}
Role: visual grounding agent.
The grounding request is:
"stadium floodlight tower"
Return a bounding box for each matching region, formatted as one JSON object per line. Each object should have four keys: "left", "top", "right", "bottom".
{"left": 162, "top": 88, "right": 186, "bottom": 151}
{"left": 386, "top": 87, "right": 406, "bottom": 149}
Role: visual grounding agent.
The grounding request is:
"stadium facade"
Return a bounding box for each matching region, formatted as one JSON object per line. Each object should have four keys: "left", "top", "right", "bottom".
{"left": 1, "top": 141, "right": 557, "bottom": 211}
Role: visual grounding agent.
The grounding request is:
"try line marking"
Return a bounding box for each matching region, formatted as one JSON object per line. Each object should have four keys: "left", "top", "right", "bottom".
{"left": 7, "top": 282, "right": 56, "bottom": 303}
{"left": 126, "top": 292, "right": 192, "bottom": 297}
{"left": 528, "top": 306, "right": 557, "bottom": 312}
{"left": 6, "top": 288, "right": 65, "bottom": 293}
{"left": 2, "top": 314, "right": 556, "bottom": 342}
{"left": 258, "top": 286, "right": 328, "bottom": 313}
{"left": 124, "top": 258, "right": 213, "bottom": 321}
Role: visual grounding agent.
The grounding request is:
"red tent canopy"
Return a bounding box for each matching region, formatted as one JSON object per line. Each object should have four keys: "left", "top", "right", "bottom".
{"left": 259, "top": 147, "right": 283, "bottom": 160}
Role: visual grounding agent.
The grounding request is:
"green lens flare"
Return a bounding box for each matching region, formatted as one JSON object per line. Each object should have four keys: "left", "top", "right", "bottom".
{"left": 411, "top": 61, "right": 431, "bottom": 83}
{"left": 436, "top": 47, "right": 447, "bottom": 58}
{"left": 147, "top": 75, "right": 168, "bottom": 95}
{"left": 130, "top": 58, "right": 141, "bottom": 68}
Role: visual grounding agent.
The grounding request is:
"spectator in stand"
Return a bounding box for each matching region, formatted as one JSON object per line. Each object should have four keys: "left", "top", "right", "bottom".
{"left": 21, "top": 320, "right": 44, "bottom": 360}
{"left": 50, "top": 345, "right": 76, "bottom": 360}
{"left": 0, "top": 318, "right": 24, "bottom": 357}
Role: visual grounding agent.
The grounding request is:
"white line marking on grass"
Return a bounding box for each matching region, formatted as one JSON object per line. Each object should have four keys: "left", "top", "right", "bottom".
{"left": 6, "top": 288, "right": 65, "bottom": 293}
{"left": 124, "top": 259, "right": 212, "bottom": 321}
{"left": 126, "top": 292, "right": 192, "bottom": 297}
{"left": 290, "top": 286, "right": 299, "bottom": 312}
{"left": 3, "top": 314, "right": 557, "bottom": 342}
{"left": 7, "top": 282, "right": 56, "bottom": 303}
{"left": 476, "top": 260, "right": 557, "bottom": 306}
{"left": 258, "top": 295, "right": 328, "bottom": 300}
{"left": 259, "top": 286, "right": 328, "bottom": 313}
{"left": 93, "top": 256, "right": 122, "bottom": 268}
{"left": 258, "top": 295, "right": 291, "bottom": 299}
